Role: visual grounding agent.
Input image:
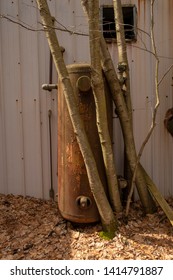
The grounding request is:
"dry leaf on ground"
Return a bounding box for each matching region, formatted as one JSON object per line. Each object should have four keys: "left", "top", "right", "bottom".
{"left": 0, "top": 194, "right": 173, "bottom": 260}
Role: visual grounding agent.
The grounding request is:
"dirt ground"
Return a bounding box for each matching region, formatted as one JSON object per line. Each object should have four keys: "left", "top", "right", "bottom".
{"left": 0, "top": 193, "right": 173, "bottom": 260}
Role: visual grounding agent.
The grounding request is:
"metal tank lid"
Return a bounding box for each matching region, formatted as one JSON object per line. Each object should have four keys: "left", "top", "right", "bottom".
{"left": 67, "top": 63, "right": 91, "bottom": 74}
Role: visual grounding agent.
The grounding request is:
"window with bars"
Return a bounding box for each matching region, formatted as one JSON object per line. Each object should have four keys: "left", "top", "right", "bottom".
{"left": 101, "top": 5, "right": 137, "bottom": 42}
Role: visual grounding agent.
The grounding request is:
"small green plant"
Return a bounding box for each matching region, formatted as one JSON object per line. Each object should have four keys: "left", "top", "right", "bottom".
{"left": 99, "top": 231, "right": 115, "bottom": 240}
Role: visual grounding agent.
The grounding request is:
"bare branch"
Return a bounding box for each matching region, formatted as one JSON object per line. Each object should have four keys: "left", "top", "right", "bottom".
{"left": 0, "top": 14, "right": 42, "bottom": 32}
{"left": 158, "top": 64, "right": 173, "bottom": 86}
{"left": 2, "top": 13, "right": 173, "bottom": 61}
{"left": 0, "top": 14, "right": 88, "bottom": 36}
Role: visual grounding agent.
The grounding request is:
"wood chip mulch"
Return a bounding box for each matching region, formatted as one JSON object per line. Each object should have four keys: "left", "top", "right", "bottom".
{"left": 0, "top": 194, "right": 173, "bottom": 260}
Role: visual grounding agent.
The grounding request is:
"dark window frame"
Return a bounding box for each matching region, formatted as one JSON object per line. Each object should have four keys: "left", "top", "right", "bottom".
{"left": 101, "top": 5, "right": 137, "bottom": 43}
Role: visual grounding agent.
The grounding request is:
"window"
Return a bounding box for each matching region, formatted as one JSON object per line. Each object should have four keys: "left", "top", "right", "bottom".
{"left": 101, "top": 5, "right": 137, "bottom": 42}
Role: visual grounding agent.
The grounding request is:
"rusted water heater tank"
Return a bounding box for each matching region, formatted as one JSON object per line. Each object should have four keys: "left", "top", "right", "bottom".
{"left": 58, "top": 64, "right": 111, "bottom": 223}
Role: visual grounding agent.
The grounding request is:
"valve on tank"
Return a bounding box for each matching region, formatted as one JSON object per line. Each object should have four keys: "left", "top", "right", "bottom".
{"left": 76, "top": 196, "right": 92, "bottom": 210}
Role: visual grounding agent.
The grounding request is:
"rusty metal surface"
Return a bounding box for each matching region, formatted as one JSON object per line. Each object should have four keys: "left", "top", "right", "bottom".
{"left": 58, "top": 64, "right": 112, "bottom": 223}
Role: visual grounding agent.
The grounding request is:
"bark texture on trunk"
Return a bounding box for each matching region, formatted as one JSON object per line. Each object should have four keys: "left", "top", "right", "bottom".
{"left": 85, "top": 0, "right": 122, "bottom": 213}
{"left": 36, "top": 0, "right": 118, "bottom": 234}
{"left": 112, "top": 0, "right": 156, "bottom": 213}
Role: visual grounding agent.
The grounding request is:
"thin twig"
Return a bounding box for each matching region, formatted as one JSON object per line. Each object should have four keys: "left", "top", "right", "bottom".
{"left": 0, "top": 14, "right": 88, "bottom": 36}
{"left": 158, "top": 64, "right": 173, "bottom": 86}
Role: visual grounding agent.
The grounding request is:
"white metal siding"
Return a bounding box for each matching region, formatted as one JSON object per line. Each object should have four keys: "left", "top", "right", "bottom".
{"left": 0, "top": 0, "right": 173, "bottom": 199}
{"left": 0, "top": 0, "right": 53, "bottom": 199}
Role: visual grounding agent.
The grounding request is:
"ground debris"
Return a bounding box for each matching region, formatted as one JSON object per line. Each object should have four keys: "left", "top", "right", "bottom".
{"left": 0, "top": 194, "right": 173, "bottom": 260}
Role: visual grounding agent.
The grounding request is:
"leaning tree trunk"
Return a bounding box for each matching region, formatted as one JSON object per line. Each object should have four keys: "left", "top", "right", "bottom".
{"left": 82, "top": 0, "right": 156, "bottom": 213}
{"left": 36, "top": 0, "right": 118, "bottom": 234}
{"left": 86, "top": 0, "right": 122, "bottom": 213}
{"left": 101, "top": 33, "right": 156, "bottom": 214}
{"left": 112, "top": 0, "right": 156, "bottom": 213}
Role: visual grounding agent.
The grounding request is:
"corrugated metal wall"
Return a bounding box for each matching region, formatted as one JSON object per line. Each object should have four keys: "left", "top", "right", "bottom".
{"left": 0, "top": 0, "right": 173, "bottom": 199}
{"left": 131, "top": 0, "right": 173, "bottom": 197}
{"left": 0, "top": 0, "right": 55, "bottom": 199}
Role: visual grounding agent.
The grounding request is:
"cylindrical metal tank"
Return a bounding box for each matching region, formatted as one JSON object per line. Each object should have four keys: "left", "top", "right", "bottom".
{"left": 58, "top": 64, "right": 112, "bottom": 223}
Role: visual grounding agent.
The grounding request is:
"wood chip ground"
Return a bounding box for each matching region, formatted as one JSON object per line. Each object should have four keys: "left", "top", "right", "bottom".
{"left": 0, "top": 194, "right": 173, "bottom": 260}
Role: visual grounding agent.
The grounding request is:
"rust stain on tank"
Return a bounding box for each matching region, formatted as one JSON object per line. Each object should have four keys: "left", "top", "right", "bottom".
{"left": 58, "top": 64, "right": 111, "bottom": 223}
{"left": 66, "top": 141, "right": 87, "bottom": 175}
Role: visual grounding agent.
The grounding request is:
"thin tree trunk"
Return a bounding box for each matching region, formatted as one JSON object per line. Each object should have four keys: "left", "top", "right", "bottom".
{"left": 36, "top": 0, "right": 118, "bottom": 234}
{"left": 112, "top": 0, "right": 133, "bottom": 191}
{"left": 83, "top": 0, "right": 122, "bottom": 213}
{"left": 112, "top": 0, "right": 156, "bottom": 213}
{"left": 113, "top": 0, "right": 132, "bottom": 117}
